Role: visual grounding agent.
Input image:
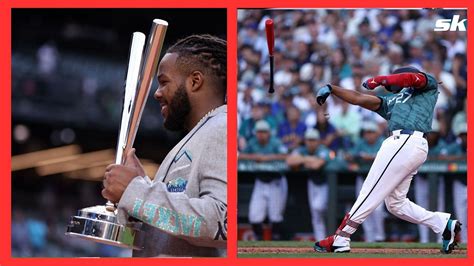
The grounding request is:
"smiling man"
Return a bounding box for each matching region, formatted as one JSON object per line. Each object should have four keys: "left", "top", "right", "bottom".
{"left": 102, "top": 34, "right": 227, "bottom": 257}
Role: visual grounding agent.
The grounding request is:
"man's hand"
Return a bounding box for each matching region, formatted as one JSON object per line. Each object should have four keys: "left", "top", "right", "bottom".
{"left": 102, "top": 148, "right": 145, "bottom": 203}
{"left": 362, "top": 77, "right": 380, "bottom": 90}
{"left": 316, "top": 85, "right": 332, "bottom": 105}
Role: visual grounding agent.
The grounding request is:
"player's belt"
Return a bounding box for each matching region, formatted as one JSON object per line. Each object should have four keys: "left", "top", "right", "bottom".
{"left": 392, "top": 129, "right": 425, "bottom": 138}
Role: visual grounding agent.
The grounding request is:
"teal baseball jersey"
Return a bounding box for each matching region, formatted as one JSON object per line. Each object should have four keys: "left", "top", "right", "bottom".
{"left": 296, "top": 145, "right": 331, "bottom": 160}
{"left": 351, "top": 137, "right": 384, "bottom": 158}
{"left": 375, "top": 74, "right": 439, "bottom": 133}
{"left": 296, "top": 145, "right": 331, "bottom": 184}
{"left": 428, "top": 139, "right": 450, "bottom": 158}
{"left": 244, "top": 137, "right": 287, "bottom": 155}
{"left": 445, "top": 141, "right": 466, "bottom": 156}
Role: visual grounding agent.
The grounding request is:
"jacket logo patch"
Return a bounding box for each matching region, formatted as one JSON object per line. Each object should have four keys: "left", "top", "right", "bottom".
{"left": 167, "top": 177, "right": 188, "bottom": 192}
{"left": 174, "top": 150, "right": 192, "bottom": 163}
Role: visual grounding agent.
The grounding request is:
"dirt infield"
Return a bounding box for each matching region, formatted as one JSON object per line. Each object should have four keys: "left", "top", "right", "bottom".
{"left": 238, "top": 247, "right": 467, "bottom": 255}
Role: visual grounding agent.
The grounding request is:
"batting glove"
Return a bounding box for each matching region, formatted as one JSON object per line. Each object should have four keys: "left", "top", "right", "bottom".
{"left": 316, "top": 84, "right": 332, "bottom": 105}
{"left": 362, "top": 77, "right": 381, "bottom": 90}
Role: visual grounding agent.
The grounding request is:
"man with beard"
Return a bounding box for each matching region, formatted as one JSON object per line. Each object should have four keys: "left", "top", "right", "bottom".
{"left": 102, "top": 34, "right": 227, "bottom": 257}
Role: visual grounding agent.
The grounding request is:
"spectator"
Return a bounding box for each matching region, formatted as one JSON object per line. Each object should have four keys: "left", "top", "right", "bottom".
{"left": 278, "top": 105, "right": 307, "bottom": 151}
{"left": 26, "top": 214, "right": 48, "bottom": 256}
{"left": 239, "top": 104, "right": 276, "bottom": 150}
{"left": 426, "top": 60, "right": 456, "bottom": 114}
{"left": 451, "top": 53, "right": 467, "bottom": 111}
{"left": 331, "top": 101, "right": 362, "bottom": 146}
{"left": 12, "top": 209, "right": 32, "bottom": 257}
{"left": 314, "top": 105, "right": 341, "bottom": 151}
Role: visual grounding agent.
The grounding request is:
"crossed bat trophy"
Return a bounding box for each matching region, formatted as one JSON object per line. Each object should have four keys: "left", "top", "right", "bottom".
{"left": 65, "top": 19, "right": 168, "bottom": 250}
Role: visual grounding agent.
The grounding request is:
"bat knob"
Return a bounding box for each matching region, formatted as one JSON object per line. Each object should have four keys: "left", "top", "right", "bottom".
{"left": 268, "top": 87, "right": 275, "bottom": 94}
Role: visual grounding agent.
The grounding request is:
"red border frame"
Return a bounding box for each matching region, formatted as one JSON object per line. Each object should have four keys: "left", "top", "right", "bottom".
{"left": 1, "top": 0, "right": 472, "bottom": 265}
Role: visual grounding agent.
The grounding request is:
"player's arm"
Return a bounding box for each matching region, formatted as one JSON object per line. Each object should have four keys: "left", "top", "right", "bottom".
{"left": 260, "top": 153, "right": 288, "bottom": 161}
{"left": 239, "top": 153, "right": 264, "bottom": 161}
{"left": 286, "top": 153, "right": 304, "bottom": 167}
{"left": 239, "top": 153, "right": 287, "bottom": 162}
{"left": 303, "top": 156, "right": 326, "bottom": 170}
{"left": 363, "top": 73, "right": 427, "bottom": 90}
{"left": 316, "top": 84, "right": 382, "bottom": 111}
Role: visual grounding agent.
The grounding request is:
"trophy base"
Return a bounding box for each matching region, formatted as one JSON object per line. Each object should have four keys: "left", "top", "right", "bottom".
{"left": 66, "top": 205, "right": 144, "bottom": 250}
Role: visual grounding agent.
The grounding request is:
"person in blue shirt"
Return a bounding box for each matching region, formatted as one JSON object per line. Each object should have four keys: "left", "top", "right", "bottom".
{"left": 278, "top": 105, "right": 307, "bottom": 152}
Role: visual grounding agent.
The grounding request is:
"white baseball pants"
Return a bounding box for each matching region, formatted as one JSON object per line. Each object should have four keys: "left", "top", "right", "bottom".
{"left": 307, "top": 179, "right": 328, "bottom": 240}
{"left": 248, "top": 177, "right": 288, "bottom": 223}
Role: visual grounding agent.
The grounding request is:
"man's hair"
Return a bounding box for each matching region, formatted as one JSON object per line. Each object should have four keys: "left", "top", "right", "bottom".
{"left": 167, "top": 34, "right": 227, "bottom": 96}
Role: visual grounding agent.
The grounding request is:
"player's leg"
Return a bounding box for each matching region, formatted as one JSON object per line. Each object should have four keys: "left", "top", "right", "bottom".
{"left": 414, "top": 174, "right": 430, "bottom": 243}
{"left": 248, "top": 179, "right": 268, "bottom": 240}
{"left": 385, "top": 172, "right": 459, "bottom": 253}
{"left": 268, "top": 176, "right": 287, "bottom": 240}
{"left": 437, "top": 176, "right": 446, "bottom": 243}
{"left": 385, "top": 174, "right": 449, "bottom": 233}
{"left": 453, "top": 179, "right": 467, "bottom": 243}
{"left": 308, "top": 179, "right": 328, "bottom": 240}
{"left": 372, "top": 204, "right": 386, "bottom": 242}
{"left": 356, "top": 176, "right": 375, "bottom": 242}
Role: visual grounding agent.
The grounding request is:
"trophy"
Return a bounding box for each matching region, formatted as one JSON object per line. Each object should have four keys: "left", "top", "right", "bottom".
{"left": 66, "top": 19, "right": 168, "bottom": 250}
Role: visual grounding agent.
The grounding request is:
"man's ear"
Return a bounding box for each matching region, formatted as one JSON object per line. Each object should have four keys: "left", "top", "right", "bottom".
{"left": 189, "top": 71, "right": 204, "bottom": 92}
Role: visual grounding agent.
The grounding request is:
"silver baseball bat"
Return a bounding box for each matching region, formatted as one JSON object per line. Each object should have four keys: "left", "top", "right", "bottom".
{"left": 107, "top": 19, "right": 168, "bottom": 211}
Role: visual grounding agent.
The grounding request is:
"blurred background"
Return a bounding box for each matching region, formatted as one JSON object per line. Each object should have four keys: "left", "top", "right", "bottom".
{"left": 237, "top": 9, "right": 467, "bottom": 244}
{"left": 11, "top": 8, "right": 226, "bottom": 257}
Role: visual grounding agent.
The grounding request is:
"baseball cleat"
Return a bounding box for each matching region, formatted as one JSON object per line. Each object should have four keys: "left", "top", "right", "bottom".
{"left": 441, "top": 219, "right": 461, "bottom": 254}
{"left": 314, "top": 235, "right": 351, "bottom": 253}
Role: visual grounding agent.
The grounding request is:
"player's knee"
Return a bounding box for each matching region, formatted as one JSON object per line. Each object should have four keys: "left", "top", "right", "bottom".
{"left": 312, "top": 203, "right": 327, "bottom": 212}
{"left": 385, "top": 198, "right": 404, "bottom": 216}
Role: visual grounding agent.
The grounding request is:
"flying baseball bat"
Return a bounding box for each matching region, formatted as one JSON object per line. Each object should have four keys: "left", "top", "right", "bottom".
{"left": 265, "top": 19, "right": 275, "bottom": 94}
{"left": 107, "top": 19, "right": 168, "bottom": 211}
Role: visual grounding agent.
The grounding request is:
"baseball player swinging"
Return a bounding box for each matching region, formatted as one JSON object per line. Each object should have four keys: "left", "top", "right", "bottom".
{"left": 313, "top": 66, "right": 461, "bottom": 254}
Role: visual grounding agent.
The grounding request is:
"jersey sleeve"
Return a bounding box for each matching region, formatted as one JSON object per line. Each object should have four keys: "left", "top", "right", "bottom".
{"left": 446, "top": 142, "right": 464, "bottom": 156}
{"left": 421, "top": 73, "right": 439, "bottom": 91}
{"left": 272, "top": 138, "right": 288, "bottom": 154}
{"left": 317, "top": 146, "right": 331, "bottom": 161}
{"left": 374, "top": 95, "right": 391, "bottom": 120}
{"left": 117, "top": 123, "right": 227, "bottom": 249}
{"left": 243, "top": 138, "right": 256, "bottom": 154}
{"left": 292, "top": 147, "right": 304, "bottom": 156}
{"left": 349, "top": 140, "right": 362, "bottom": 156}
